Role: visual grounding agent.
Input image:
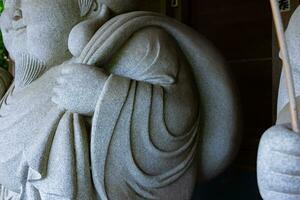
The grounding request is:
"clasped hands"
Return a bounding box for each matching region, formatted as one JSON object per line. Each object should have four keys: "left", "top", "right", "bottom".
{"left": 51, "top": 63, "right": 108, "bottom": 116}
{"left": 258, "top": 124, "right": 300, "bottom": 200}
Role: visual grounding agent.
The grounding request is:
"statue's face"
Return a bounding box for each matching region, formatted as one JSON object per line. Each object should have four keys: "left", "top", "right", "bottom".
{"left": 0, "top": 0, "right": 81, "bottom": 66}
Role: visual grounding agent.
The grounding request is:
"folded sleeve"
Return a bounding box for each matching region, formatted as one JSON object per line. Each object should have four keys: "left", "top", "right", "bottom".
{"left": 90, "top": 27, "right": 200, "bottom": 200}
{"left": 278, "top": 6, "right": 300, "bottom": 114}
{"left": 105, "top": 27, "right": 180, "bottom": 86}
{"left": 91, "top": 75, "right": 199, "bottom": 200}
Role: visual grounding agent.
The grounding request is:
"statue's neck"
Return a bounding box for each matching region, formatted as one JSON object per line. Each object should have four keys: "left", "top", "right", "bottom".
{"left": 14, "top": 53, "right": 46, "bottom": 89}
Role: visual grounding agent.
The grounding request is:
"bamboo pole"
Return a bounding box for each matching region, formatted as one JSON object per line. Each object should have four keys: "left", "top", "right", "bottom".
{"left": 270, "top": 0, "right": 300, "bottom": 132}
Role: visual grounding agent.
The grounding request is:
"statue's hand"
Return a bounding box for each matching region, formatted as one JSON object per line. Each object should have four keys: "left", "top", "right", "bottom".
{"left": 257, "top": 124, "right": 300, "bottom": 200}
{"left": 52, "top": 63, "right": 108, "bottom": 116}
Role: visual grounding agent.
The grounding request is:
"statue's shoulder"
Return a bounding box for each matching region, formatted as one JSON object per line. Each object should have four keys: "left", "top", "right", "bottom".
{"left": 122, "top": 25, "right": 178, "bottom": 53}
{"left": 288, "top": 6, "right": 300, "bottom": 27}
{"left": 284, "top": 6, "right": 300, "bottom": 67}
{"left": 130, "top": 25, "right": 173, "bottom": 41}
{"left": 286, "top": 6, "right": 300, "bottom": 40}
{"left": 106, "top": 24, "right": 180, "bottom": 75}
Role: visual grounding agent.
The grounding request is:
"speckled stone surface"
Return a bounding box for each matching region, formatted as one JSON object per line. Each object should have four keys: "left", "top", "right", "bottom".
{"left": 0, "top": 0, "right": 239, "bottom": 199}
{"left": 257, "top": 5, "right": 300, "bottom": 200}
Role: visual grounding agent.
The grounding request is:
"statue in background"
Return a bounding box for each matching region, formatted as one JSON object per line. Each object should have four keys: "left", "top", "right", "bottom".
{"left": 0, "top": 0, "right": 239, "bottom": 199}
{"left": 258, "top": 5, "right": 300, "bottom": 200}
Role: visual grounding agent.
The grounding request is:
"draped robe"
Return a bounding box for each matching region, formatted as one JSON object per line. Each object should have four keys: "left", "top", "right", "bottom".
{"left": 0, "top": 11, "right": 238, "bottom": 200}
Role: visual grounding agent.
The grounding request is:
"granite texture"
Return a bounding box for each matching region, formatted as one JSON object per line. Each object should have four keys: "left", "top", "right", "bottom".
{"left": 0, "top": 0, "right": 239, "bottom": 199}
{"left": 257, "top": 5, "right": 300, "bottom": 200}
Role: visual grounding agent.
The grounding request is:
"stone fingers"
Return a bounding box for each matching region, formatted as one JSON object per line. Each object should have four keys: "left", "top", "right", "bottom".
{"left": 270, "top": 151, "right": 300, "bottom": 175}
{"left": 258, "top": 125, "right": 300, "bottom": 200}
{"left": 260, "top": 188, "right": 300, "bottom": 200}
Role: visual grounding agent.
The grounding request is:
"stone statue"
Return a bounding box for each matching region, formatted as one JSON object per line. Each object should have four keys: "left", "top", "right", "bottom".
{"left": 0, "top": 0, "right": 239, "bottom": 199}
{"left": 258, "top": 6, "right": 300, "bottom": 200}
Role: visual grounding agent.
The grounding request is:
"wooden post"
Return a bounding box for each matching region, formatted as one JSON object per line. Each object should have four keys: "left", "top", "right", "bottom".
{"left": 270, "top": 0, "right": 300, "bottom": 132}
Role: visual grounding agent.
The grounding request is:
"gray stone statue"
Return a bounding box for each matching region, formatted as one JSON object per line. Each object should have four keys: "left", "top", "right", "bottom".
{"left": 258, "top": 6, "right": 300, "bottom": 200}
{"left": 0, "top": 0, "right": 239, "bottom": 199}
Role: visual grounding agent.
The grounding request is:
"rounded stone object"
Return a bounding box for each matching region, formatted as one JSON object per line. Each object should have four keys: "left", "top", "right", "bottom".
{"left": 258, "top": 124, "right": 300, "bottom": 200}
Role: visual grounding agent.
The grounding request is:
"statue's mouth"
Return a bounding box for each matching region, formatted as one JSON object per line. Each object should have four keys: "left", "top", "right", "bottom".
{"left": 14, "top": 26, "right": 26, "bottom": 32}
{"left": 8, "top": 26, "right": 26, "bottom": 36}
{"left": 15, "top": 26, "right": 26, "bottom": 31}
{"left": 11, "top": 21, "right": 27, "bottom": 34}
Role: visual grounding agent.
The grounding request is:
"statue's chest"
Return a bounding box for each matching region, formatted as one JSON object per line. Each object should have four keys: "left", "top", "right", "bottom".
{"left": 0, "top": 72, "right": 57, "bottom": 162}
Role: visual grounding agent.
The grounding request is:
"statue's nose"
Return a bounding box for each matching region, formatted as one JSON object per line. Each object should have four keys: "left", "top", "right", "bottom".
{"left": 12, "top": 8, "right": 22, "bottom": 21}
{"left": 0, "top": 7, "right": 23, "bottom": 33}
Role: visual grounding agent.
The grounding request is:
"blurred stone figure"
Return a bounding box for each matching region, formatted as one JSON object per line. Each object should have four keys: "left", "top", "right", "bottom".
{"left": 258, "top": 6, "right": 300, "bottom": 200}
{"left": 0, "top": 0, "right": 239, "bottom": 199}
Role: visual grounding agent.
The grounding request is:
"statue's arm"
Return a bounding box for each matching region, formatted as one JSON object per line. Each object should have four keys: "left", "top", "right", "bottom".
{"left": 277, "top": 6, "right": 300, "bottom": 114}
{"left": 0, "top": 67, "right": 12, "bottom": 99}
{"left": 95, "top": 28, "right": 199, "bottom": 199}
{"left": 107, "top": 26, "right": 199, "bottom": 136}
{"left": 107, "top": 27, "right": 238, "bottom": 182}
{"left": 257, "top": 6, "right": 300, "bottom": 200}
{"left": 109, "top": 26, "right": 240, "bottom": 178}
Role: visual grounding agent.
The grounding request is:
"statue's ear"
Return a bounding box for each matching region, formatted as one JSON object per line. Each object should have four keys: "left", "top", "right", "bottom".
{"left": 68, "top": 1, "right": 110, "bottom": 57}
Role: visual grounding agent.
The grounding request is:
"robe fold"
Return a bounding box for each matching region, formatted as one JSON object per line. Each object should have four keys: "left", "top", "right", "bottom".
{"left": 91, "top": 74, "right": 200, "bottom": 200}
{"left": 0, "top": 11, "right": 238, "bottom": 200}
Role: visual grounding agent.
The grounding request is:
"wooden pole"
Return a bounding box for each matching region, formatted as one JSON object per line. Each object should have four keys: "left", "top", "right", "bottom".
{"left": 270, "top": 0, "right": 300, "bottom": 132}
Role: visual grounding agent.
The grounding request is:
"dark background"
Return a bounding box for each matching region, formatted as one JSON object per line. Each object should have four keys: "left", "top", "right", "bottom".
{"left": 174, "top": 0, "right": 274, "bottom": 199}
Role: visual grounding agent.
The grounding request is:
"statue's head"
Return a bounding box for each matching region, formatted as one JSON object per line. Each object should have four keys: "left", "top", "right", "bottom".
{"left": 0, "top": 0, "right": 141, "bottom": 66}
